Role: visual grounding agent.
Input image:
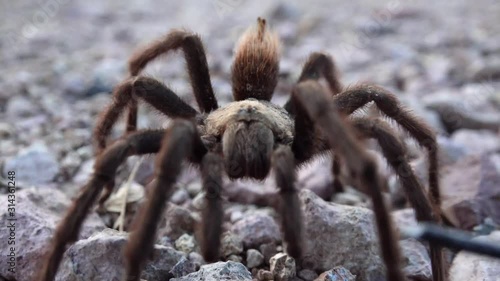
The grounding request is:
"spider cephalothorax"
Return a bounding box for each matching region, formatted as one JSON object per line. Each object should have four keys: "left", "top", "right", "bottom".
{"left": 38, "top": 18, "right": 452, "bottom": 281}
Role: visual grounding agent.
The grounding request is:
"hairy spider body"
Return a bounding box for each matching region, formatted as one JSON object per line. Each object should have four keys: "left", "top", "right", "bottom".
{"left": 38, "top": 18, "right": 453, "bottom": 281}
{"left": 200, "top": 99, "right": 294, "bottom": 179}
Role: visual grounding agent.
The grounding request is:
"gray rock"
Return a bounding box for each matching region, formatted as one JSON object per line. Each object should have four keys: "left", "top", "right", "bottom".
{"left": 257, "top": 269, "right": 274, "bottom": 281}
{"left": 56, "top": 229, "right": 188, "bottom": 281}
{"left": 300, "top": 189, "right": 385, "bottom": 281}
{"left": 449, "top": 231, "right": 500, "bottom": 281}
{"left": 400, "top": 239, "right": 432, "bottom": 281}
{"left": 231, "top": 213, "right": 281, "bottom": 248}
{"left": 175, "top": 233, "right": 197, "bottom": 254}
{"left": 227, "top": 254, "right": 243, "bottom": 263}
{"left": 171, "top": 261, "right": 252, "bottom": 281}
{"left": 450, "top": 130, "right": 500, "bottom": 156}
{"left": 159, "top": 203, "right": 195, "bottom": 240}
{"left": 0, "top": 188, "right": 105, "bottom": 281}
{"left": 3, "top": 143, "right": 60, "bottom": 185}
{"left": 6, "top": 96, "right": 38, "bottom": 117}
{"left": 246, "top": 249, "right": 264, "bottom": 268}
{"left": 298, "top": 269, "right": 318, "bottom": 281}
{"left": 315, "top": 267, "right": 356, "bottom": 281}
{"left": 259, "top": 242, "right": 278, "bottom": 265}
{"left": 221, "top": 231, "right": 244, "bottom": 257}
{"left": 170, "top": 257, "right": 197, "bottom": 278}
{"left": 270, "top": 253, "right": 296, "bottom": 281}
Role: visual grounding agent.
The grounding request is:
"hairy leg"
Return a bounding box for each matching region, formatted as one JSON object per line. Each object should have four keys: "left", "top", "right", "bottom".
{"left": 36, "top": 130, "right": 165, "bottom": 281}
{"left": 292, "top": 80, "right": 405, "bottom": 281}
{"left": 273, "top": 145, "right": 303, "bottom": 259}
{"left": 199, "top": 152, "right": 224, "bottom": 262}
{"left": 123, "top": 120, "right": 206, "bottom": 281}
{"left": 352, "top": 117, "right": 446, "bottom": 281}
{"left": 334, "top": 84, "right": 440, "bottom": 210}
{"left": 285, "top": 52, "right": 342, "bottom": 114}
{"left": 93, "top": 76, "right": 198, "bottom": 154}
{"left": 129, "top": 30, "right": 218, "bottom": 113}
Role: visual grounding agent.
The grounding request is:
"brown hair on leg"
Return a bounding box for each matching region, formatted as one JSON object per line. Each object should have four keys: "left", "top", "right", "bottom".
{"left": 273, "top": 145, "right": 303, "bottom": 259}
{"left": 37, "top": 130, "right": 164, "bottom": 281}
{"left": 129, "top": 30, "right": 218, "bottom": 113}
{"left": 292, "top": 80, "right": 405, "bottom": 281}
{"left": 124, "top": 121, "right": 205, "bottom": 281}
{"left": 298, "top": 52, "right": 343, "bottom": 94}
{"left": 199, "top": 152, "right": 224, "bottom": 262}
{"left": 352, "top": 117, "right": 446, "bottom": 281}
{"left": 334, "top": 84, "right": 441, "bottom": 209}
{"left": 231, "top": 18, "right": 281, "bottom": 101}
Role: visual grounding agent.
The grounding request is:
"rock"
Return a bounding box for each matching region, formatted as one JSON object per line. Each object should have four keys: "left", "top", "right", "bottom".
{"left": 55, "top": 229, "right": 188, "bottom": 281}
{"left": 246, "top": 249, "right": 264, "bottom": 269}
{"left": 298, "top": 269, "right": 319, "bottom": 281}
{"left": 159, "top": 203, "right": 195, "bottom": 240}
{"left": 175, "top": 233, "right": 197, "bottom": 254}
{"left": 221, "top": 231, "right": 244, "bottom": 257}
{"left": 441, "top": 154, "right": 500, "bottom": 229}
{"left": 171, "top": 187, "right": 190, "bottom": 205}
{"left": 449, "top": 231, "right": 500, "bottom": 281}
{"left": 171, "top": 261, "right": 252, "bottom": 281}
{"left": 3, "top": 143, "right": 60, "bottom": 185}
{"left": 188, "top": 252, "right": 205, "bottom": 270}
{"left": 315, "top": 267, "right": 356, "bottom": 281}
{"left": 170, "top": 257, "right": 196, "bottom": 278}
{"left": 450, "top": 130, "right": 500, "bottom": 156}
{"left": 227, "top": 254, "right": 243, "bottom": 263}
{"left": 400, "top": 239, "right": 432, "bottom": 281}
{"left": 259, "top": 242, "right": 278, "bottom": 265}
{"left": 231, "top": 213, "right": 281, "bottom": 248}
{"left": 300, "top": 189, "right": 385, "bottom": 281}
{"left": 257, "top": 269, "right": 274, "bottom": 281}
{"left": 0, "top": 188, "right": 105, "bottom": 281}
{"left": 270, "top": 253, "right": 296, "bottom": 281}
{"left": 392, "top": 209, "right": 418, "bottom": 236}
{"left": 6, "top": 96, "right": 38, "bottom": 117}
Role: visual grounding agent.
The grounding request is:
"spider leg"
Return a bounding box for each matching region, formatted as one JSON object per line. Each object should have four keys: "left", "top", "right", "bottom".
{"left": 93, "top": 76, "right": 198, "bottom": 154}
{"left": 129, "top": 30, "right": 218, "bottom": 113}
{"left": 36, "top": 130, "right": 165, "bottom": 281}
{"left": 232, "top": 18, "right": 280, "bottom": 101}
{"left": 285, "top": 52, "right": 342, "bottom": 114}
{"left": 352, "top": 117, "right": 446, "bottom": 281}
{"left": 273, "top": 145, "right": 303, "bottom": 259}
{"left": 199, "top": 152, "right": 224, "bottom": 262}
{"left": 334, "top": 84, "right": 440, "bottom": 211}
{"left": 291, "top": 80, "right": 405, "bottom": 281}
{"left": 123, "top": 120, "right": 206, "bottom": 281}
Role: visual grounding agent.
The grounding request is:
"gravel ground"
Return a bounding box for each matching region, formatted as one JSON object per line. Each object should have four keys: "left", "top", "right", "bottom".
{"left": 1, "top": 1, "right": 499, "bottom": 281}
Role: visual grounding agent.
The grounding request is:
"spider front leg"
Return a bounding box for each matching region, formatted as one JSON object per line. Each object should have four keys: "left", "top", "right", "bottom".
{"left": 199, "top": 152, "right": 224, "bottom": 262}
{"left": 94, "top": 76, "right": 198, "bottom": 154}
{"left": 292, "top": 80, "right": 405, "bottom": 281}
{"left": 334, "top": 85, "right": 440, "bottom": 208}
{"left": 273, "top": 145, "right": 303, "bottom": 259}
{"left": 352, "top": 117, "right": 446, "bottom": 281}
{"left": 123, "top": 120, "right": 207, "bottom": 281}
{"left": 37, "top": 130, "right": 165, "bottom": 281}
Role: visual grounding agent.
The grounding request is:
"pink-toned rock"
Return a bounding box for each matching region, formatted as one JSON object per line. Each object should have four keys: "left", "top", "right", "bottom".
{"left": 0, "top": 188, "right": 105, "bottom": 281}
{"left": 449, "top": 231, "right": 500, "bottom": 281}
{"left": 231, "top": 213, "right": 281, "bottom": 248}
{"left": 441, "top": 154, "right": 500, "bottom": 229}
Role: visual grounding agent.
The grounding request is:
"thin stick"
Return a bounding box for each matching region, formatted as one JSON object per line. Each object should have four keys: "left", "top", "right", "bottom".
{"left": 114, "top": 156, "right": 144, "bottom": 231}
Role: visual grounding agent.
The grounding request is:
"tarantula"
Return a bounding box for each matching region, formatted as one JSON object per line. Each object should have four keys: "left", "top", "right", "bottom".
{"left": 38, "top": 18, "right": 449, "bottom": 281}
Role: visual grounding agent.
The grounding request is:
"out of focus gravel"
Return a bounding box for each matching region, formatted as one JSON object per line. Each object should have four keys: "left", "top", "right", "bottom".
{"left": 0, "top": 0, "right": 499, "bottom": 281}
